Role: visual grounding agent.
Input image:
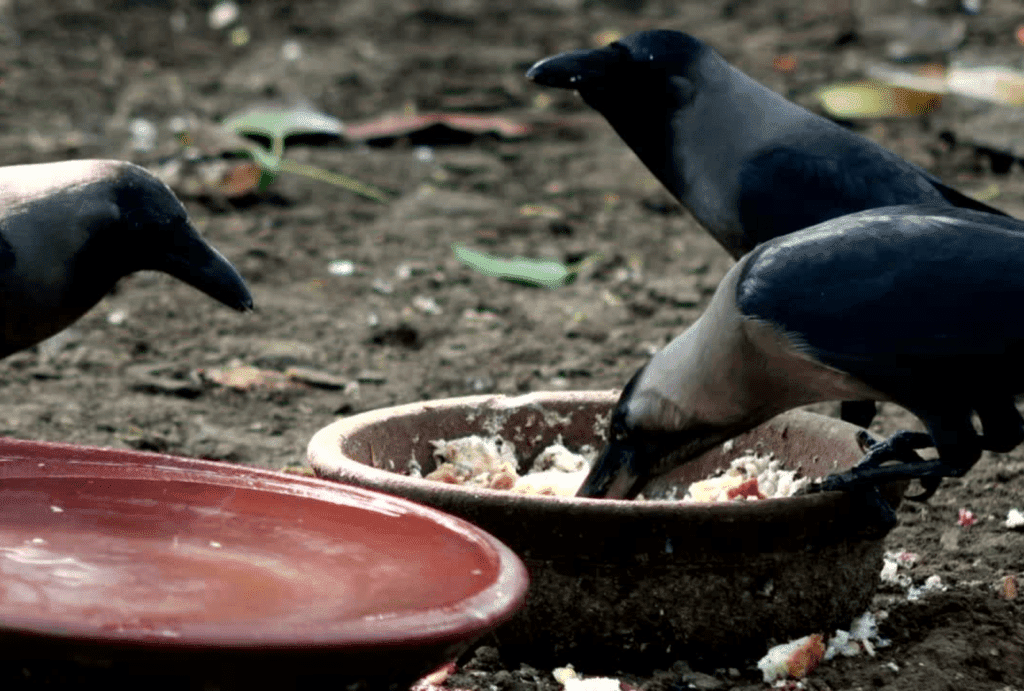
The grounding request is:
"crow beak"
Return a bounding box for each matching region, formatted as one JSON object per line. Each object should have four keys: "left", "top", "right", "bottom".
{"left": 158, "top": 223, "right": 254, "bottom": 312}
{"left": 526, "top": 47, "right": 616, "bottom": 90}
{"left": 576, "top": 440, "right": 645, "bottom": 499}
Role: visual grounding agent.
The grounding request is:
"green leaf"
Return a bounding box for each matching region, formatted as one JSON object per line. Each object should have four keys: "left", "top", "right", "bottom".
{"left": 452, "top": 244, "right": 596, "bottom": 289}
{"left": 222, "top": 105, "right": 343, "bottom": 159}
{"left": 219, "top": 107, "right": 390, "bottom": 202}
{"left": 222, "top": 105, "right": 343, "bottom": 140}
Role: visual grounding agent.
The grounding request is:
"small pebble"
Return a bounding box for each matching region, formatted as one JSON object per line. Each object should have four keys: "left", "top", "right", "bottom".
{"left": 328, "top": 260, "right": 355, "bottom": 276}
{"left": 281, "top": 39, "right": 302, "bottom": 61}
{"left": 208, "top": 0, "right": 239, "bottom": 29}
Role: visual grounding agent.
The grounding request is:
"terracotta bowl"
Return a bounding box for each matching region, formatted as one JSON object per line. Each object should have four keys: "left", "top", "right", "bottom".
{"left": 0, "top": 438, "right": 528, "bottom": 690}
{"left": 307, "top": 391, "right": 903, "bottom": 669}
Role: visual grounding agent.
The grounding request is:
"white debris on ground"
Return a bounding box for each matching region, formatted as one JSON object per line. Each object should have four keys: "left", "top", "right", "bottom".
{"left": 957, "top": 507, "right": 978, "bottom": 527}
{"left": 880, "top": 550, "right": 917, "bottom": 588}
{"left": 908, "top": 574, "right": 948, "bottom": 601}
{"left": 824, "top": 611, "right": 891, "bottom": 660}
{"left": 759, "top": 611, "right": 892, "bottom": 683}
{"left": 880, "top": 550, "right": 948, "bottom": 601}
{"left": 757, "top": 634, "right": 825, "bottom": 682}
{"left": 678, "top": 450, "right": 810, "bottom": 502}
{"left": 551, "top": 611, "right": 895, "bottom": 689}
{"left": 1005, "top": 508, "right": 1024, "bottom": 530}
{"left": 410, "top": 662, "right": 456, "bottom": 691}
{"left": 552, "top": 665, "right": 623, "bottom": 691}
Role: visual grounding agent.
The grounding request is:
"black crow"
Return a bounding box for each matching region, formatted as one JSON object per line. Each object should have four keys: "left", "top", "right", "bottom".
{"left": 576, "top": 205, "right": 1024, "bottom": 511}
{"left": 0, "top": 159, "right": 253, "bottom": 358}
{"left": 528, "top": 30, "right": 1007, "bottom": 428}
{"left": 527, "top": 29, "right": 1005, "bottom": 256}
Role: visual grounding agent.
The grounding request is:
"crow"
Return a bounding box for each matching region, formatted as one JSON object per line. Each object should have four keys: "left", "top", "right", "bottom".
{"left": 575, "top": 205, "right": 1024, "bottom": 517}
{"left": 528, "top": 30, "right": 1008, "bottom": 428}
{"left": 0, "top": 159, "right": 253, "bottom": 358}
{"left": 527, "top": 29, "right": 1005, "bottom": 255}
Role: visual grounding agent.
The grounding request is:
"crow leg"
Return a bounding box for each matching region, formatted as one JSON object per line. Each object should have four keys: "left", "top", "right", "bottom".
{"left": 814, "top": 409, "right": 979, "bottom": 502}
{"left": 803, "top": 429, "right": 935, "bottom": 528}
{"left": 840, "top": 400, "right": 878, "bottom": 428}
{"left": 901, "top": 401, "right": 1024, "bottom": 499}
{"left": 901, "top": 411, "right": 982, "bottom": 501}
{"left": 814, "top": 456, "right": 948, "bottom": 493}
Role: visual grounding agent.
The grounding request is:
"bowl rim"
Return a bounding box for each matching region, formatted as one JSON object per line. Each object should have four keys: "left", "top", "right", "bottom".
{"left": 0, "top": 436, "right": 529, "bottom": 651}
{"left": 307, "top": 390, "right": 874, "bottom": 520}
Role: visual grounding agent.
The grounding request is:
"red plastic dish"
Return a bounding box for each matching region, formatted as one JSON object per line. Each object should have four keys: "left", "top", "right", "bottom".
{"left": 0, "top": 437, "right": 528, "bottom": 688}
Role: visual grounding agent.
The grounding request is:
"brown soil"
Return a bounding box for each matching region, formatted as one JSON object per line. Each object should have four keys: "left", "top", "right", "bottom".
{"left": 1, "top": 1, "right": 1023, "bottom": 689}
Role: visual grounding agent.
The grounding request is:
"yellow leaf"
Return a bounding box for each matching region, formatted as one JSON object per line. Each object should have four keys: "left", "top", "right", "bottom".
{"left": 592, "top": 29, "right": 622, "bottom": 46}
{"left": 817, "top": 80, "right": 942, "bottom": 119}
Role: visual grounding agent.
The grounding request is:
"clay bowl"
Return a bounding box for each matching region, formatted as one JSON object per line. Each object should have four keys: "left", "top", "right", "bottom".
{"left": 307, "top": 391, "right": 904, "bottom": 669}
{"left": 0, "top": 438, "right": 528, "bottom": 690}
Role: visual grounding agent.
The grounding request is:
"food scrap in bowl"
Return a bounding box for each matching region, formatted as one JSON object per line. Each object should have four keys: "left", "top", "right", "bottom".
{"left": 649, "top": 449, "right": 812, "bottom": 502}
{"left": 422, "top": 435, "right": 594, "bottom": 496}
{"left": 420, "top": 436, "right": 814, "bottom": 501}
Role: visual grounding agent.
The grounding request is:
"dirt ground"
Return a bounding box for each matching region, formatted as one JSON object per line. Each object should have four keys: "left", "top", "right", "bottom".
{"left": 2, "top": 0, "right": 1024, "bottom": 688}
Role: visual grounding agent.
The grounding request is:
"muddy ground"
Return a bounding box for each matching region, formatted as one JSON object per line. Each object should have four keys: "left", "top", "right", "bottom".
{"left": 2, "top": 0, "right": 1024, "bottom": 688}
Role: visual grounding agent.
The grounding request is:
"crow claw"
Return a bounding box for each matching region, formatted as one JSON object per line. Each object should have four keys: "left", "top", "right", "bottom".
{"left": 855, "top": 430, "right": 875, "bottom": 453}
{"left": 854, "top": 430, "right": 933, "bottom": 470}
{"left": 813, "top": 429, "right": 951, "bottom": 510}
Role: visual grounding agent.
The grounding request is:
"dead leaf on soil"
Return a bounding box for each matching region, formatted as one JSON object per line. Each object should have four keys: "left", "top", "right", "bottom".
{"left": 344, "top": 111, "right": 533, "bottom": 142}
{"left": 518, "top": 203, "right": 564, "bottom": 219}
{"left": 198, "top": 362, "right": 306, "bottom": 391}
{"left": 999, "top": 574, "right": 1019, "bottom": 599}
{"left": 283, "top": 366, "right": 351, "bottom": 390}
{"left": 773, "top": 54, "right": 798, "bottom": 73}
{"left": 591, "top": 29, "right": 622, "bottom": 46}
{"left": 946, "top": 63, "right": 1024, "bottom": 106}
{"left": 853, "top": 61, "right": 1024, "bottom": 111}
{"left": 863, "top": 62, "right": 948, "bottom": 94}
{"left": 217, "top": 161, "right": 265, "bottom": 197}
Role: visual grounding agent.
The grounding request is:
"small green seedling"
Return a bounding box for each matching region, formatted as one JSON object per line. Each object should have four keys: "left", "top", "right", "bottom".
{"left": 222, "top": 105, "right": 391, "bottom": 203}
